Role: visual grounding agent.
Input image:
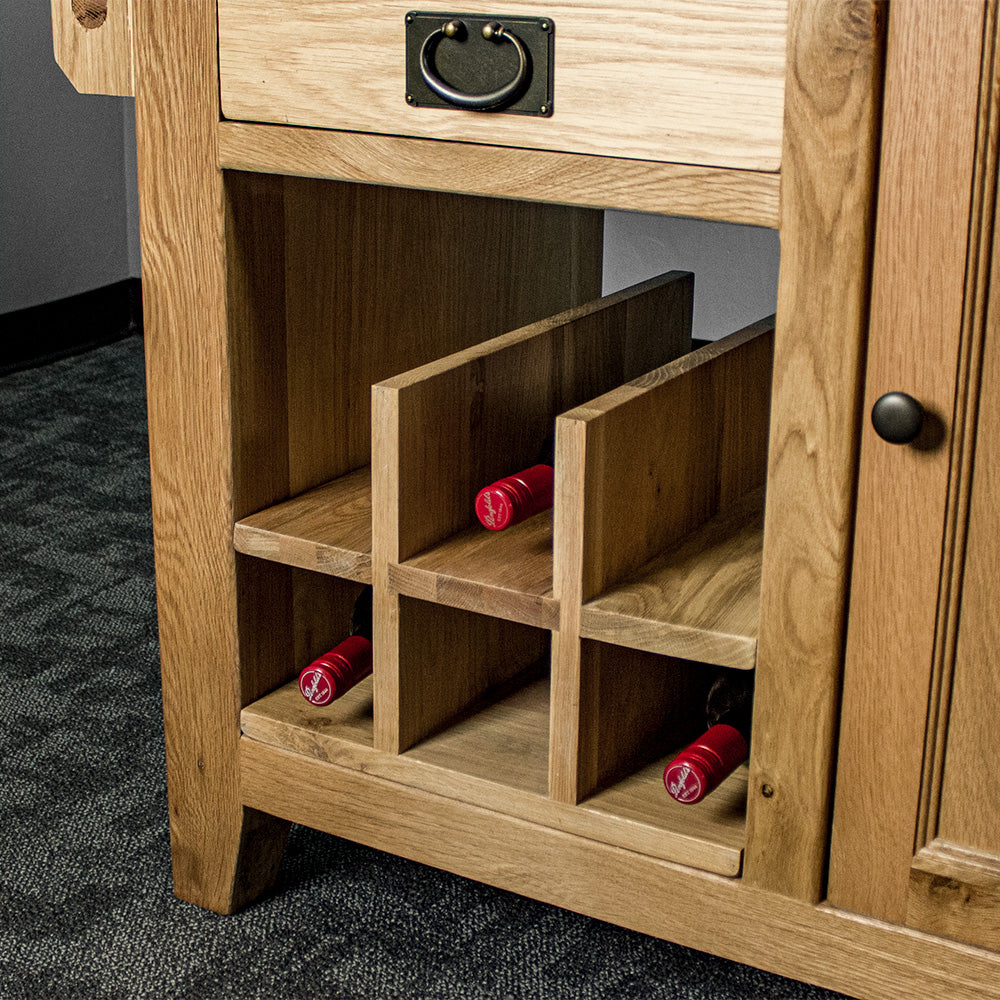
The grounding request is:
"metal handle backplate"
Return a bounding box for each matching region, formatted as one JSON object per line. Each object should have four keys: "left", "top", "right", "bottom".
{"left": 405, "top": 12, "right": 554, "bottom": 117}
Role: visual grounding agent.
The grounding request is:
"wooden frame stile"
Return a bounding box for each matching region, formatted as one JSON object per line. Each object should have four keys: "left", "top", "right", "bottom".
{"left": 742, "top": 0, "right": 884, "bottom": 900}
{"left": 133, "top": 1, "right": 290, "bottom": 913}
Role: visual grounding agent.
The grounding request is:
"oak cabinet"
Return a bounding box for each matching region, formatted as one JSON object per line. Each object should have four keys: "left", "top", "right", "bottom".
{"left": 51, "top": 1, "right": 1000, "bottom": 997}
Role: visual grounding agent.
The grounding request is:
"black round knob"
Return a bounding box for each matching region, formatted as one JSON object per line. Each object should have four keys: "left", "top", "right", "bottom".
{"left": 871, "top": 391, "right": 924, "bottom": 444}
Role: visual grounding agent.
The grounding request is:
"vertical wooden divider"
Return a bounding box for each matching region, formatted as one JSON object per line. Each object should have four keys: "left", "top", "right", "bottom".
{"left": 375, "top": 273, "right": 693, "bottom": 758}
{"left": 551, "top": 319, "right": 774, "bottom": 804}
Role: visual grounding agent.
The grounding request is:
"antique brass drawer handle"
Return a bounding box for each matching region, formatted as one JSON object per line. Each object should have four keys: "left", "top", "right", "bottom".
{"left": 419, "top": 19, "right": 529, "bottom": 110}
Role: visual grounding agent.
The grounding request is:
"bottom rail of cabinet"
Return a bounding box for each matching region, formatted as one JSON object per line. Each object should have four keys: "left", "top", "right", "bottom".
{"left": 230, "top": 738, "right": 1000, "bottom": 1000}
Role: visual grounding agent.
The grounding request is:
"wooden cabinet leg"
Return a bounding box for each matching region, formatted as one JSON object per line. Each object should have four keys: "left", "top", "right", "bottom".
{"left": 165, "top": 762, "right": 289, "bottom": 915}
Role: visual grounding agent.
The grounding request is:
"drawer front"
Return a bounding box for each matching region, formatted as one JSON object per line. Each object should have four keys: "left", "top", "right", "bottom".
{"left": 218, "top": 1, "right": 788, "bottom": 171}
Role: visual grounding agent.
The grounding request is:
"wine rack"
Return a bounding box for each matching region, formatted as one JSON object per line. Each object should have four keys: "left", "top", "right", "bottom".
{"left": 233, "top": 192, "right": 775, "bottom": 876}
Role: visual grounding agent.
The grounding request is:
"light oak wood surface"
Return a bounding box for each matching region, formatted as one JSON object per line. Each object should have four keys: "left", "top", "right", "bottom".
{"left": 133, "top": 0, "right": 290, "bottom": 914}
{"left": 279, "top": 178, "right": 603, "bottom": 497}
{"left": 559, "top": 318, "right": 773, "bottom": 606}
{"left": 241, "top": 673, "right": 746, "bottom": 876}
{"left": 240, "top": 738, "right": 1000, "bottom": 1000}
{"left": 372, "top": 273, "right": 691, "bottom": 758}
{"left": 573, "top": 641, "right": 714, "bottom": 803}
{"left": 218, "top": 0, "right": 788, "bottom": 171}
{"left": 550, "top": 319, "right": 771, "bottom": 804}
{"left": 373, "top": 270, "right": 693, "bottom": 569}
{"left": 827, "top": 0, "right": 989, "bottom": 924}
{"left": 51, "top": 0, "right": 134, "bottom": 96}
{"left": 742, "top": 0, "right": 883, "bottom": 901}
{"left": 908, "top": 843, "right": 1000, "bottom": 952}
{"left": 580, "top": 487, "right": 763, "bottom": 670}
{"left": 934, "top": 152, "right": 1000, "bottom": 857}
{"left": 80, "top": 0, "right": 1000, "bottom": 989}
{"left": 389, "top": 515, "right": 559, "bottom": 630}
{"left": 217, "top": 122, "right": 782, "bottom": 227}
{"left": 234, "top": 467, "right": 373, "bottom": 583}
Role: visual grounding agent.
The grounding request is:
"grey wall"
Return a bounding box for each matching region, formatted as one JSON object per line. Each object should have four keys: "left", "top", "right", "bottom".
{"left": 1, "top": 0, "right": 140, "bottom": 316}
{"left": 604, "top": 211, "right": 780, "bottom": 341}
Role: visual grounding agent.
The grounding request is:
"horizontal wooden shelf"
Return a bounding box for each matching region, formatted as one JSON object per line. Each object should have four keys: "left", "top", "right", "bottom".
{"left": 580, "top": 488, "right": 764, "bottom": 671}
{"left": 389, "top": 512, "right": 558, "bottom": 630}
{"left": 242, "top": 672, "right": 743, "bottom": 876}
{"left": 242, "top": 673, "right": 375, "bottom": 757}
{"left": 217, "top": 121, "right": 781, "bottom": 228}
{"left": 582, "top": 753, "right": 748, "bottom": 877}
{"left": 404, "top": 670, "right": 550, "bottom": 797}
{"left": 233, "top": 466, "right": 372, "bottom": 583}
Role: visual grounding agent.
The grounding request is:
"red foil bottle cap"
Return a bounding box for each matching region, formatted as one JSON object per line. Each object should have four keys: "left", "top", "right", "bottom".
{"left": 475, "top": 464, "right": 554, "bottom": 530}
{"left": 298, "top": 635, "right": 373, "bottom": 706}
{"left": 663, "top": 724, "right": 749, "bottom": 804}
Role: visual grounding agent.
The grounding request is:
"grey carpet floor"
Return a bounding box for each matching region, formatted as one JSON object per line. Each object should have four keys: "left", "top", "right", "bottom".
{"left": 0, "top": 335, "right": 851, "bottom": 999}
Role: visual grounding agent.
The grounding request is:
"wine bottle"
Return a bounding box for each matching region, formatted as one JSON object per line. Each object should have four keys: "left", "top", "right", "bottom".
{"left": 474, "top": 434, "right": 555, "bottom": 531}
{"left": 297, "top": 586, "right": 373, "bottom": 706}
{"left": 663, "top": 669, "right": 754, "bottom": 804}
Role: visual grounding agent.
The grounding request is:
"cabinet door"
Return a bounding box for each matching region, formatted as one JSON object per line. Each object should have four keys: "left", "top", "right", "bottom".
{"left": 829, "top": 0, "right": 1000, "bottom": 951}
{"left": 905, "top": 215, "right": 1000, "bottom": 953}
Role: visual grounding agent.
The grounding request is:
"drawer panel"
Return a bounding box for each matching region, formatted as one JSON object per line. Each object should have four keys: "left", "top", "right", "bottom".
{"left": 218, "top": 1, "right": 788, "bottom": 171}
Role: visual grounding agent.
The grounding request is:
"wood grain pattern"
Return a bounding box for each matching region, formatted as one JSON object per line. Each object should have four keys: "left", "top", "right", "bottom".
{"left": 392, "top": 598, "right": 551, "bottom": 754}
{"left": 233, "top": 467, "right": 373, "bottom": 583}
{"left": 388, "top": 515, "right": 558, "bottom": 630}
{"left": 240, "top": 738, "right": 1000, "bottom": 1000}
{"left": 549, "top": 420, "right": 588, "bottom": 804}
{"left": 559, "top": 317, "right": 773, "bottom": 606}
{"left": 742, "top": 0, "right": 883, "bottom": 901}
{"left": 574, "top": 641, "right": 714, "bottom": 801}
{"left": 580, "top": 487, "right": 763, "bottom": 670}
{"left": 908, "top": 843, "right": 1000, "bottom": 952}
{"left": 133, "top": 0, "right": 288, "bottom": 913}
{"left": 550, "top": 320, "right": 771, "bottom": 803}
{"left": 217, "top": 122, "right": 782, "bottom": 227}
{"left": 281, "top": 178, "right": 603, "bottom": 497}
{"left": 218, "top": 0, "right": 787, "bottom": 171}
{"left": 912, "top": 9, "right": 1000, "bottom": 877}
{"left": 118, "top": 0, "right": 1000, "bottom": 986}
{"left": 374, "top": 270, "right": 693, "bottom": 569}
{"left": 827, "top": 0, "right": 988, "bottom": 923}
{"left": 51, "top": 0, "right": 133, "bottom": 95}
{"left": 934, "top": 107, "right": 1000, "bottom": 860}
{"left": 241, "top": 676, "right": 745, "bottom": 875}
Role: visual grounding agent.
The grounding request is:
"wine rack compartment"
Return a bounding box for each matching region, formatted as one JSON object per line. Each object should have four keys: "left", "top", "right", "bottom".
{"left": 228, "top": 171, "right": 778, "bottom": 882}
{"left": 571, "top": 641, "right": 747, "bottom": 876}
{"left": 240, "top": 569, "right": 375, "bottom": 759}
{"left": 558, "top": 317, "right": 774, "bottom": 671}
{"left": 372, "top": 270, "right": 695, "bottom": 630}
{"left": 239, "top": 254, "right": 774, "bottom": 879}
{"left": 393, "top": 599, "right": 551, "bottom": 790}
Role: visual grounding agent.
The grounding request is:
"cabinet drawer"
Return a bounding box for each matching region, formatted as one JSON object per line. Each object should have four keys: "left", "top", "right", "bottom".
{"left": 218, "top": 1, "right": 788, "bottom": 171}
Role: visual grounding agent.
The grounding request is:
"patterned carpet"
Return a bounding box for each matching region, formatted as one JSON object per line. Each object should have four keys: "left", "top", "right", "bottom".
{"left": 0, "top": 335, "right": 851, "bottom": 999}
